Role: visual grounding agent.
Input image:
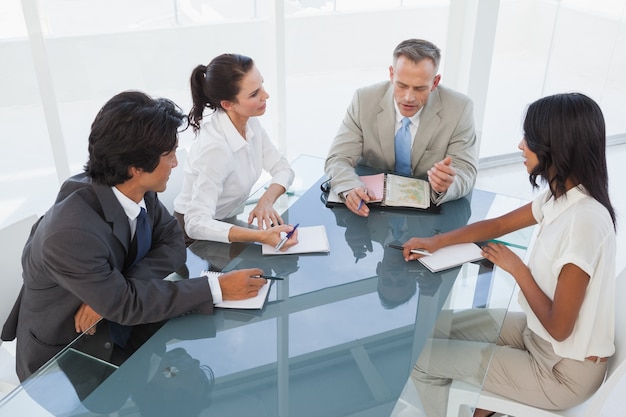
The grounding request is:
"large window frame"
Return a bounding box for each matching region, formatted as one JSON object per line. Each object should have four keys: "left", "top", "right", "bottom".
{"left": 1, "top": 0, "right": 626, "bottom": 227}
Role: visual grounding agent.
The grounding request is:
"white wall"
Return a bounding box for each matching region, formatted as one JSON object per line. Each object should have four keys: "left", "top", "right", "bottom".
{"left": 2, "top": 0, "right": 626, "bottom": 229}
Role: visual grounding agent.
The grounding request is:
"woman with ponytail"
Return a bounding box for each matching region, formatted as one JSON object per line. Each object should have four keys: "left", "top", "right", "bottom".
{"left": 174, "top": 54, "right": 296, "bottom": 248}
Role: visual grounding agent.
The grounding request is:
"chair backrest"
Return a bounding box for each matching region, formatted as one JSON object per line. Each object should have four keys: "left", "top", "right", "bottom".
{"left": 583, "top": 266, "right": 626, "bottom": 415}
{"left": 607, "top": 267, "right": 626, "bottom": 376}
{"left": 0, "top": 215, "right": 38, "bottom": 331}
{"left": 158, "top": 147, "right": 187, "bottom": 214}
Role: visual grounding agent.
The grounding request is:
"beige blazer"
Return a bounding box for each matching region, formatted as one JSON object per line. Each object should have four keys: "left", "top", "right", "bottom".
{"left": 324, "top": 81, "right": 478, "bottom": 204}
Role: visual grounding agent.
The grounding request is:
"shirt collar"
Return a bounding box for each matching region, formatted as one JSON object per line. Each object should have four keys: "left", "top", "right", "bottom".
{"left": 393, "top": 100, "right": 423, "bottom": 125}
{"left": 541, "top": 185, "right": 588, "bottom": 225}
{"left": 111, "top": 186, "right": 146, "bottom": 220}
{"left": 217, "top": 110, "right": 254, "bottom": 152}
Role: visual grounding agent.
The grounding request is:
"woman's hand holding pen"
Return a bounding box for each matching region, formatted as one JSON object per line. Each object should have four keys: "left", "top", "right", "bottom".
{"left": 261, "top": 223, "right": 299, "bottom": 251}
{"left": 345, "top": 187, "right": 371, "bottom": 217}
{"left": 402, "top": 236, "right": 440, "bottom": 262}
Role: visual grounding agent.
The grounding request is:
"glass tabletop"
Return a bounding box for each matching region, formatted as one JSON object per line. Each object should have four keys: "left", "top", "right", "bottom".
{"left": 0, "top": 155, "right": 534, "bottom": 417}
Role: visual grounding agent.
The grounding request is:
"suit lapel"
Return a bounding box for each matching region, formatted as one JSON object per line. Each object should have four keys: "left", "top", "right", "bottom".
{"left": 92, "top": 181, "right": 133, "bottom": 254}
{"left": 411, "top": 88, "right": 442, "bottom": 170}
{"left": 377, "top": 86, "right": 397, "bottom": 170}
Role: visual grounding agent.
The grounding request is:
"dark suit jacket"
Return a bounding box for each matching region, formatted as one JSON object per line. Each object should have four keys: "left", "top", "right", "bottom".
{"left": 2, "top": 173, "right": 215, "bottom": 381}
{"left": 325, "top": 82, "right": 478, "bottom": 205}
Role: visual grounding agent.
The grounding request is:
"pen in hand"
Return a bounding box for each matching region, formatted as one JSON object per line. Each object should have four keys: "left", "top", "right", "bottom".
{"left": 356, "top": 187, "right": 369, "bottom": 211}
{"left": 274, "top": 223, "right": 299, "bottom": 252}
{"left": 387, "top": 244, "right": 432, "bottom": 256}
{"left": 251, "top": 274, "right": 284, "bottom": 281}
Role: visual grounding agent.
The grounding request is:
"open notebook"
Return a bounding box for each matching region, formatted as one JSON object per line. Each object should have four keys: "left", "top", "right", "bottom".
{"left": 261, "top": 225, "right": 330, "bottom": 255}
{"left": 203, "top": 271, "right": 272, "bottom": 310}
{"left": 417, "top": 243, "right": 485, "bottom": 273}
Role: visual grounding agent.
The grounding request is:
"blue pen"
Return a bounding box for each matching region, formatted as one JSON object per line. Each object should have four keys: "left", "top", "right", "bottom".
{"left": 274, "top": 223, "right": 299, "bottom": 252}
{"left": 357, "top": 199, "right": 364, "bottom": 211}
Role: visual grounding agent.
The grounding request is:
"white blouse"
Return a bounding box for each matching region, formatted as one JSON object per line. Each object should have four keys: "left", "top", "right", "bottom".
{"left": 519, "top": 186, "right": 616, "bottom": 360}
{"left": 174, "top": 110, "right": 294, "bottom": 243}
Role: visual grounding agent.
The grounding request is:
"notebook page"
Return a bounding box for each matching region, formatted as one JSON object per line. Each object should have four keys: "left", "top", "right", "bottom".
{"left": 204, "top": 271, "right": 272, "bottom": 309}
{"left": 417, "top": 243, "right": 485, "bottom": 273}
{"left": 261, "top": 225, "right": 330, "bottom": 255}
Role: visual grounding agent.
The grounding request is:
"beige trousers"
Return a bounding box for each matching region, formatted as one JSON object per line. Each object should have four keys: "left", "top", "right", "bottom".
{"left": 410, "top": 310, "right": 607, "bottom": 417}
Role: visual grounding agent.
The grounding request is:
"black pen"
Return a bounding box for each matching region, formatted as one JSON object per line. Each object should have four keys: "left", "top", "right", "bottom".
{"left": 251, "top": 274, "right": 284, "bottom": 281}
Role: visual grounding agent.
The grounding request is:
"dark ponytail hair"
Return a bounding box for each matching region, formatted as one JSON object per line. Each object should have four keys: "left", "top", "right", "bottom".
{"left": 524, "top": 92, "right": 616, "bottom": 229}
{"left": 188, "top": 53, "right": 254, "bottom": 132}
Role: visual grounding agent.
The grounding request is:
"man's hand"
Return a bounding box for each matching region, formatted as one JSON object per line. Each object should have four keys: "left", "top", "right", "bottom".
{"left": 74, "top": 303, "right": 102, "bottom": 335}
{"left": 219, "top": 268, "right": 269, "bottom": 300}
{"left": 343, "top": 187, "right": 371, "bottom": 217}
{"left": 427, "top": 156, "right": 456, "bottom": 194}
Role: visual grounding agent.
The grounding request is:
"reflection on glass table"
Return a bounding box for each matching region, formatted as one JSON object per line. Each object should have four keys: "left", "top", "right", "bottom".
{"left": 0, "top": 155, "right": 534, "bottom": 417}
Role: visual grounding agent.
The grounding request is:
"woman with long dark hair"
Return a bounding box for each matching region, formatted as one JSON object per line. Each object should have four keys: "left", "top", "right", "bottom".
{"left": 403, "top": 93, "right": 617, "bottom": 416}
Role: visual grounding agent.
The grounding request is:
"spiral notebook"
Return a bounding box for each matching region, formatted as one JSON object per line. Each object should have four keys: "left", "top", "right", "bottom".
{"left": 203, "top": 271, "right": 272, "bottom": 309}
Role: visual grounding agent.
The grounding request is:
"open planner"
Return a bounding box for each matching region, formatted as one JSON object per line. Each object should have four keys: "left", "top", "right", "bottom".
{"left": 326, "top": 173, "right": 433, "bottom": 211}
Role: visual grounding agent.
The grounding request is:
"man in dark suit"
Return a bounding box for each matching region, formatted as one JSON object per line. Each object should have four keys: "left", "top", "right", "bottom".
{"left": 325, "top": 39, "right": 478, "bottom": 216}
{"left": 1, "top": 91, "right": 267, "bottom": 381}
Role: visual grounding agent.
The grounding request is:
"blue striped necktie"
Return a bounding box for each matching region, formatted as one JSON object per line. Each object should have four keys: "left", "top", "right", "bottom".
{"left": 395, "top": 117, "right": 412, "bottom": 175}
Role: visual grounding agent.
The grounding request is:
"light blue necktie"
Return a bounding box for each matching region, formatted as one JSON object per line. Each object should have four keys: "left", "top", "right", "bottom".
{"left": 395, "top": 117, "right": 412, "bottom": 175}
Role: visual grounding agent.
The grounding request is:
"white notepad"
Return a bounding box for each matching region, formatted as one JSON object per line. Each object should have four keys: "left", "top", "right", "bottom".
{"left": 261, "top": 225, "right": 330, "bottom": 255}
{"left": 417, "top": 243, "right": 485, "bottom": 273}
{"left": 204, "top": 271, "right": 272, "bottom": 310}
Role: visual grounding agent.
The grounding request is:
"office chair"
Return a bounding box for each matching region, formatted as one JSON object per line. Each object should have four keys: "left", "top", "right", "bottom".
{"left": 446, "top": 267, "right": 626, "bottom": 417}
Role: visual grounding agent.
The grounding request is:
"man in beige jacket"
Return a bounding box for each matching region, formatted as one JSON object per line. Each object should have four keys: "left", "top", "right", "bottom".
{"left": 325, "top": 38, "right": 478, "bottom": 216}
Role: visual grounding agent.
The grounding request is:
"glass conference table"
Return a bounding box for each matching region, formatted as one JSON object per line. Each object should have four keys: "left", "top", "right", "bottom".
{"left": 0, "top": 156, "right": 533, "bottom": 417}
